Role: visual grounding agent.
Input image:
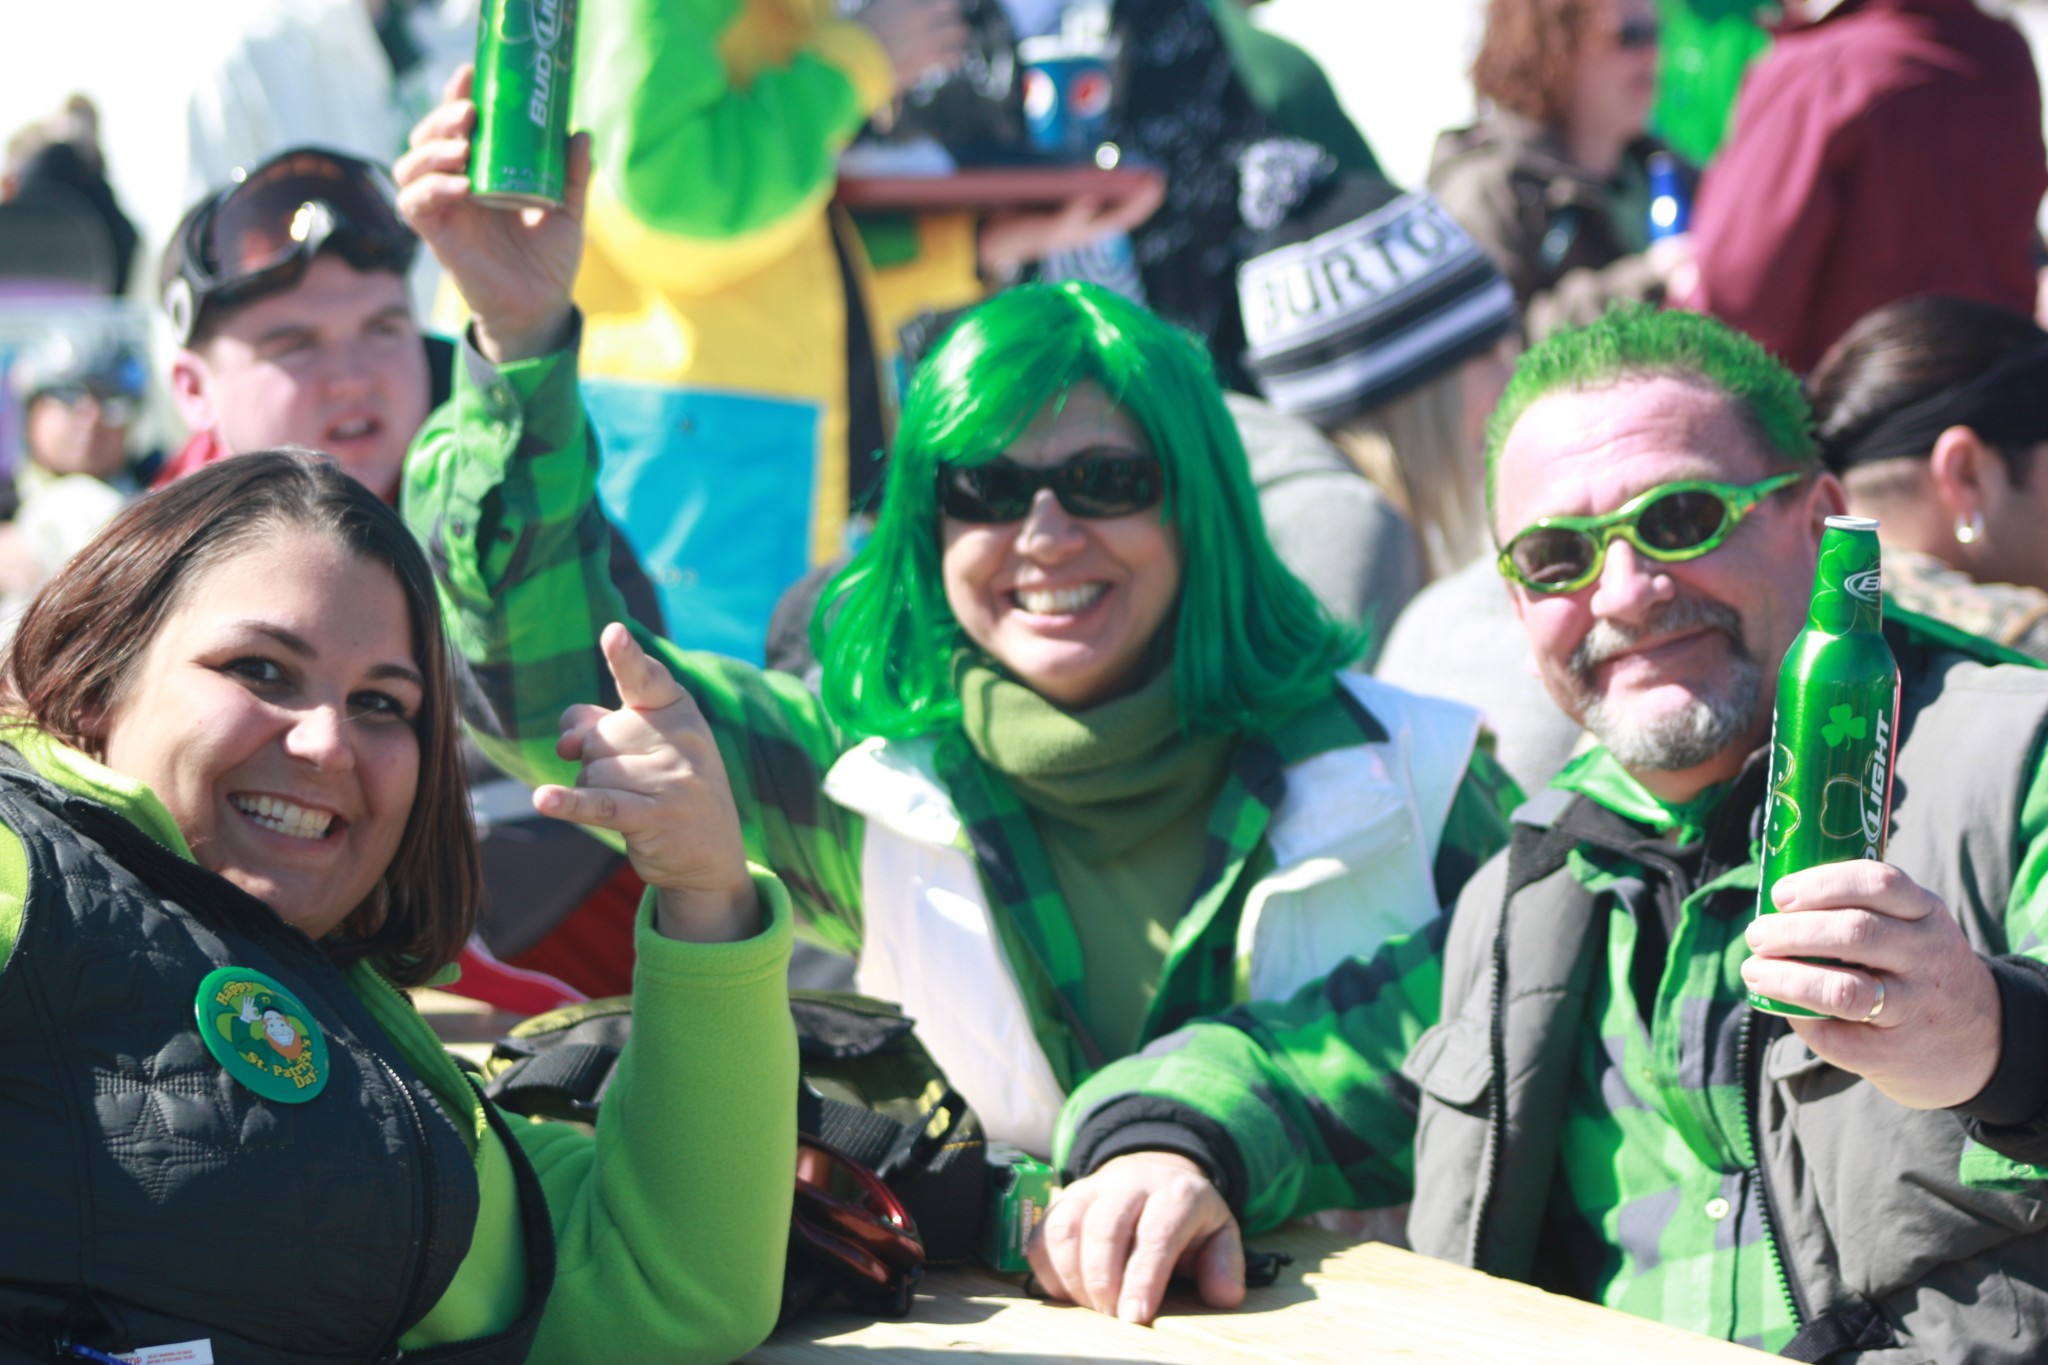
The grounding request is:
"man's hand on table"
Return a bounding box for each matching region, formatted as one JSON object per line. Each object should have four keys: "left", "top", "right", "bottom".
{"left": 1026, "top": 1151, "right": 1244, "bottom": 1325}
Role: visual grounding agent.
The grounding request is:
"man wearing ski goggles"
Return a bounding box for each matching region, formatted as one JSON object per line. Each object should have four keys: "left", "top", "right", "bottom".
{"left": 158, "top": 146, "right": 431, "bottom": 502}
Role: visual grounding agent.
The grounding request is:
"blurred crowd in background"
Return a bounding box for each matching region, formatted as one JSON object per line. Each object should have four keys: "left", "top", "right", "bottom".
{"left": 1, "top": 0, "right": 2047, "bottom": 1001}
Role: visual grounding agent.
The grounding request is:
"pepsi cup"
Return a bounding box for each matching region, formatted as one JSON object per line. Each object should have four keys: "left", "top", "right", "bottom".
{"left": 1019, "top": 37, "right": 1113, "bottom": 160}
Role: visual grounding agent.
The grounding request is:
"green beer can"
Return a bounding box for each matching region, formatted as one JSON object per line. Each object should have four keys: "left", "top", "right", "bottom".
{"left": 980, "top": 1142, "right": 1057, "bottom": 1274}
{"left": 471, "top": 0, "right": 576, "bottom": 208}
{"left": 1750, "top": 515, "right": 1900, "bottom": 1016}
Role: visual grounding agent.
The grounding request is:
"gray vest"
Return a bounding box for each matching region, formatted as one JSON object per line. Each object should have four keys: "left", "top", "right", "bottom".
{"left": 1402, "top": 646, "right": 2048, "bottom": 1363}
{"left": 0, "top": 764, "right": 552, "bottom": 1364}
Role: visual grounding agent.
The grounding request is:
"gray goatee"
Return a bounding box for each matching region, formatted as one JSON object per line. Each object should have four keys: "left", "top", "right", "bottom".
{"left": 1569, "top": 596, "right": 1763, "bottom": 772}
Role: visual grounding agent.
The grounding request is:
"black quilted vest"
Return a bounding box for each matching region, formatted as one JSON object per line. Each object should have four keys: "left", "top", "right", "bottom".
{"left": 0, "top": 763, "right": 553, "bottom": 1363}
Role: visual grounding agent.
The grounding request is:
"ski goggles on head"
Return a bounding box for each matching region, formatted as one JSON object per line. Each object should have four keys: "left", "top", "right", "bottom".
{"left": 1497, "top": 471, "right": 1804, "bottom": 594}
{"left": 163, "top": 147, "right": 416, "bottom": 345}
{"left": 34, "top": 382, "right": 138, "bottom": 427}
{"left": 937, "top": 448, "right": 1166, "bottom": 523}
{"left": 790, "top": 1135, "right": 925, "bottom": 1315}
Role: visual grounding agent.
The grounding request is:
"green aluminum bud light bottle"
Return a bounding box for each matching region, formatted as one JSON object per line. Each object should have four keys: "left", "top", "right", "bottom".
{"left": 1750, "top": 515, "right": 1900, "bottom": 1016}
{"left": 471, "top": 0, "right": 576, "bottom": 209}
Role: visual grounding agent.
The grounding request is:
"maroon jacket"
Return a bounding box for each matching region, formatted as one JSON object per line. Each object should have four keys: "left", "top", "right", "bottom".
{"left": 1692, "top": 0, "right": 2046, "bottom": 374}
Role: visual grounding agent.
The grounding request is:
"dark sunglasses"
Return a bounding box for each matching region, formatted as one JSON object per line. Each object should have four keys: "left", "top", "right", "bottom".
{"left": 790, "top": 1136, "right": 925, "bottom": 1316}
{"left": 1498, "top": 472, "right": 1803, "bottom": 595}
{"left": 164, "top": 147, "right": 417, "bottom": 345}
{"left": 938, "top": 448, "right": 1166, "bottom": 523}
{"left": 1615, "top": 16, "right": 1660, "bottom": 50}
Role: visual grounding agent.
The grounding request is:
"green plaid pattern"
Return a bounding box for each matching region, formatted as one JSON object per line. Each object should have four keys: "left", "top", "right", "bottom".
{"left": 1060, "top": 713, "right": 2048, "bottom": 1351}
{"left": 403, "top": 334, "right": 1517, "bottom": 1093}
{"left": 1553, "top": 821, "right": 1799, "bottom": 1352}
{"left": 405, "top": 336, "right": 868, "bottom": 954}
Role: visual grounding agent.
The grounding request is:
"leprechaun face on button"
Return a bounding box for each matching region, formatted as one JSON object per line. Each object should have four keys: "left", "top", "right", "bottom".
{"left": 261, "top": 1009, "right": 304, "bottom": 1056}
{"left": 97, "top": 531, "right": 422, "bottom": 941}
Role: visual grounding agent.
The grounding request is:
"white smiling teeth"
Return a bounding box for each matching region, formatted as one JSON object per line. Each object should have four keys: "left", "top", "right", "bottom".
{"left": 232, "top": 795, "right": 334, "bottom": 840}
{"left": 331, "top": 418, "right": 374, "bottom": 439}
{"left": 1015, "top": 584, "right": 1105, "bottom": 615}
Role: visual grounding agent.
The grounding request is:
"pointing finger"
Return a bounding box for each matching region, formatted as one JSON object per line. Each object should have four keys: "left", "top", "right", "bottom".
{"left": 601, "top": 622, "right": 687, "bottom": 714}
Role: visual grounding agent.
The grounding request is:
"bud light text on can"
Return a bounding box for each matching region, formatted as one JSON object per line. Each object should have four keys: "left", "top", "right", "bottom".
{"left": 1647, "top": 149, "right": 1689, "bottom": 242}
{"left": 472, "top": 0, "right": 575, "bottom": 209}
{"left": 1750, "top": 516, "right": 1900, "bottom": 1017}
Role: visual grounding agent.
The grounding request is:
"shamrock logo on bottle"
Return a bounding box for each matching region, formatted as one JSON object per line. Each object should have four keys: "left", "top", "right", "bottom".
{"left": 1820, "top": 704, "right": 1867, "bottom": 748}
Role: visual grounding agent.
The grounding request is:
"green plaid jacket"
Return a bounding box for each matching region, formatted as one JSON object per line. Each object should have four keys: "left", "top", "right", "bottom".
{"left": 403, "top": 333, "right": 1519, "bottom": 1093}
{"left": 1058, "top": 621, "right": 2048, "bottom": 1354}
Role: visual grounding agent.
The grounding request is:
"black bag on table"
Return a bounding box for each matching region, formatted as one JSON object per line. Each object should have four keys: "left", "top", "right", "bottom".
{"left": 480, "top": 989, "right": 989, "bottom": 1320}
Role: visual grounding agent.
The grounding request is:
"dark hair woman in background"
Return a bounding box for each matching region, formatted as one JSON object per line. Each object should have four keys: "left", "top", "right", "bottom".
{"left": 1809, "top": 294, "right": 2048, "bottom": 662}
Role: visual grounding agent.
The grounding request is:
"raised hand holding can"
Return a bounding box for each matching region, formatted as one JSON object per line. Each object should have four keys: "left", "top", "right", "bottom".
{"left": 472, "top": 0, "right": 576, "bottom": 209}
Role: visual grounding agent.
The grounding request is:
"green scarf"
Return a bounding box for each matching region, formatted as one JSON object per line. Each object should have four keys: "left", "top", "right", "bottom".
{"left": 957, "top": 661, "right": 1234, "bottom": 1055}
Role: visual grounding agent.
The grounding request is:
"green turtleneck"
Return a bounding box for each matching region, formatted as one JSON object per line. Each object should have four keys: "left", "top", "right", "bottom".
{"left": 957, "top": 662, "right": 1235, "bottom": 1057}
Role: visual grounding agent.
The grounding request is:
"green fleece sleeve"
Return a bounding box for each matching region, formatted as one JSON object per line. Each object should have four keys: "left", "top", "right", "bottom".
{"left": 1056, "top": 909, "right": 1447, "bottom": 1232}
{"left": 403, "top": 327, "right": 869, "bottom": 952}
{"left": 513, "top": 870, "right": 798, "bottom": 1363}
{"left": 0, "top": 824, "right": 24, "bottom": 973}
{"left": 574, "top": 0, "right": 892, "bottom": 242}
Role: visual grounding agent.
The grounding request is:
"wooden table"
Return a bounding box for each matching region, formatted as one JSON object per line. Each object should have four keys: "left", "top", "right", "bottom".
{"left": 416, "top": 993, "right": 1759, "bottom": 1361}
{"left": 747, "top": 1225, "right": 1764, "bottom": 1363}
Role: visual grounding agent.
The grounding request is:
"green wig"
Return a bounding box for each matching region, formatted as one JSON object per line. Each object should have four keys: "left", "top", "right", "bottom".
{"left": 1484, "top": 305, "right": 1819, "bottom": 516}
{"left": 816, "top": 281, "right": 1362, "bottom": 740}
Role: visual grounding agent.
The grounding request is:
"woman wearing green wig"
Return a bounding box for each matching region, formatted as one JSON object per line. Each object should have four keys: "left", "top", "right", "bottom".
{"left": 400, "top": 89, "right": 1517, "bottom": 1157}
{"left": 821, "top": 281, "right": 1368, "bottom": 740}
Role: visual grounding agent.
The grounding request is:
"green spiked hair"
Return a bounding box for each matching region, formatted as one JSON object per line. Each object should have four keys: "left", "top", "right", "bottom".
{"left": 1483, "top": 305, "right": 1819, "bottom": 518}
{"left": 816, "top": 281, "right": 1362, "bottom": 740}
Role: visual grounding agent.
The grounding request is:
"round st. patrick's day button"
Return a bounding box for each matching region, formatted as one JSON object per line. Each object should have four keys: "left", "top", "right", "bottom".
{"left": 194, "top": 966, "right": 331, "bottom": 1103}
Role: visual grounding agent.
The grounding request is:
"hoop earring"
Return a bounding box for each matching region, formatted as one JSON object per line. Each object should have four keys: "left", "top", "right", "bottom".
{"left": 1955, "top": 511, "right": 1986, "bottom": 546}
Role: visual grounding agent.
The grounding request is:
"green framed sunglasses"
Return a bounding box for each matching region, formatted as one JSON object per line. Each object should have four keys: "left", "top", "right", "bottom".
{"left": 1498, "top": 472, "right": 1805, "bottom": 594}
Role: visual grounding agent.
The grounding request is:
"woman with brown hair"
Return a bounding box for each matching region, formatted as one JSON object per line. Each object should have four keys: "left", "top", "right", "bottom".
{"left": 1428, "top": 0, "right": 1696, "bottom": 340}
{"left": 0, "top": 451, "right": 796, "bottom": 1362}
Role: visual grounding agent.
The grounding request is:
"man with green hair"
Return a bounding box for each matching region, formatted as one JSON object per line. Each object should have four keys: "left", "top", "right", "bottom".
{"left": 1033, "top": 306, "right": 2048, "bottom": 1360}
